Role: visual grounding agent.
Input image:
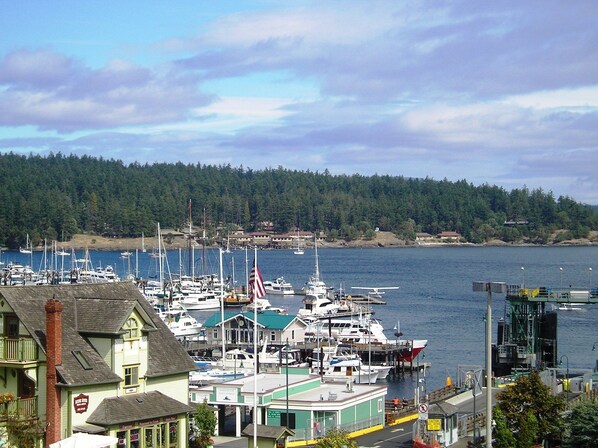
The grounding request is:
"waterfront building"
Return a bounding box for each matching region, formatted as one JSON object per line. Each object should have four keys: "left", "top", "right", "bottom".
{"left": 0, "top": 282, "right": 196, "bottom": 448}
{"left": 190, "top": 368, "right": 387, "bottom": 444}
{"left": 202, "top": 310, "right": 309, "bottom": 349}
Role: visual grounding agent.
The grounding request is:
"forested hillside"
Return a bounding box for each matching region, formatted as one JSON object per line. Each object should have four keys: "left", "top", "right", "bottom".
{"left": 1, "top": 153, "right": 597, "bottom": 249}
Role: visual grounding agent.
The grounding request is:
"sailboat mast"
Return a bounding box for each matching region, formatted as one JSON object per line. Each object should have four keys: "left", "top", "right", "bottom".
{"left": 314, "top": 235, "right": 320, "bottom": 281}
{"left": 157, "top": 223, "right": 164, "bottom": 291}
{"left": 188, "top": 199, "right": 193, "bottom": 276}
{"left": 202, "top": 207, "right": 206, "bottom": 276}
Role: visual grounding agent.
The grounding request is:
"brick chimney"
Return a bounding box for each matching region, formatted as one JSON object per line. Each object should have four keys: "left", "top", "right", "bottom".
{"left": 45, "top": 298, "right": 64, "bottom": 447}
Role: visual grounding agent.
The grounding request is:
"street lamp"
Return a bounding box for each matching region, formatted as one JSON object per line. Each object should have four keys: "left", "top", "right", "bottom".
{"left": 589, "top": 267, "right": 593, "bottom": 289}
{"left": 559, "top": 355, "right": 569, "bottom": 409}
{"left": 560, "top": 267, "right": 563, "bottom": 293}
{"left": 521, "top": 266, "right": 525, "bottom": 288}
{"left": 473, "top": 281, "right": 507, "bottom": 448}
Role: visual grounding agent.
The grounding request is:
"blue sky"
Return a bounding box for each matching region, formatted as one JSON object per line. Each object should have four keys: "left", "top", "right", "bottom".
{"left": 1, "top": 1, "right": 598, "bottom": 204}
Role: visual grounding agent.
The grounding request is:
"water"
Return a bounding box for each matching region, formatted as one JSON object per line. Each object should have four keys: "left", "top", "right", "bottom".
{"left": 2, "top": 245, "right": 597, "bottom": 400}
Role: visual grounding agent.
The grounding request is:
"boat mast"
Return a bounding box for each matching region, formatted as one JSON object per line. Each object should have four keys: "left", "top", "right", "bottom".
{"left": 314, "top": 235, "right": 320, "bottom": 281}
{"left": 188, "top": 199, "right": 193, "bottom": 277}
{"left": 157, "top": 223, "right": 164, "bottom": 291}
{"left": 202, "top": 207, "right": 206, "bottom": 276}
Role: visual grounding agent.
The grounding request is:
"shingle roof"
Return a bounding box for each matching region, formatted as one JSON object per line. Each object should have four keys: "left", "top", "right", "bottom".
{"left": 87, "top": 391, "right": 194, "bottom": 426}
{"left": 0, "top": 282, "right": 196, "bottom": 386}
{"left": 241, "top": 423, "right": 295, "bottom": 439}
{"left": 203, "top": 310, "right": 303, "bottom": 330}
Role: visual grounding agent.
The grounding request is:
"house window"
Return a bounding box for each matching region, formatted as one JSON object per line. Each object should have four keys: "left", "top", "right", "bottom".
{"left": 291, "top": 330, "right": 295, "bottom": 339}
{"left": 124, "top": 365, "right": 139, "bottom": 387}
{"left": 270, "top": 331, "right": 276, "bottom": 342}
{"left": 213, "top": 329, "right": 218, "bottom": 339}
{"left": 378, "top": 398, "right": 383, "bottom": 412}
{"left": 72, "top": 350, "right": 92, "bottom": 370}
{"left": 123, "top": 318, "right": 140, "bottom": 340}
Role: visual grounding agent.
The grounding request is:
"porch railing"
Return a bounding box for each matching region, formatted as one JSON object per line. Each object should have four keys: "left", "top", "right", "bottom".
{"left": 0, "top": 396, "right": 38, "bottom": 420}
{"left": 0, "top": 338, "right": 39, "bottom": 362}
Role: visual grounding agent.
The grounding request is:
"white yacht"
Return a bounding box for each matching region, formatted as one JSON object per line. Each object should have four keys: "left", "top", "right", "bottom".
{"left": 264, "top": 277, "right": 295, "bottom": 295}
{"left": 297, "top": 294, "right": 340, "bottom": 317}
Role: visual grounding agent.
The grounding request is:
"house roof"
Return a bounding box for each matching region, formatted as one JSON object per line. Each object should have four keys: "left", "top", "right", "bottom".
{"left": 242, "top": 423, "right": 295, "bottom": 439}
{"left": 0, "top": 282, "right": 196, "bottom": 386}
{"left": 87, "top": 391, "right": 194, "bottom": 426}
{"left": 429, "top": 401, "right": 458, "bottom": 416}
{"left": 202, "top": 310, "right": 303, "bottom": 330}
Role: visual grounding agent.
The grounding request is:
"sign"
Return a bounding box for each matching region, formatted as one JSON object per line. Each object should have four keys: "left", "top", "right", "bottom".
{"left": 427, "top": 419, "right": 441, "bottom": 431}
{"left": 267, "top": 409, "right": 282, "bottom": 418}
{"left": 73, "top": 394, "right": 89, "bottom": 414}
{"left": 418, "top": 403, "right": 428, "bottom": 421}
{"left": 216, "top": 387, "right": 238, "bottom": 403}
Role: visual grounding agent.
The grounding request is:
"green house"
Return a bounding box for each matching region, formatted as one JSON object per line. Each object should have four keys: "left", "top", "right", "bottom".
{"left": 0, "top": 283, "right": 196, "bottom": 448}
{"left": 190, "top": 368, "right": 386, "bottom": 445}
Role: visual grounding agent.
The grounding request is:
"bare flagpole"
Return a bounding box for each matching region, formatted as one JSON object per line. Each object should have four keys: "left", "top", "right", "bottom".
{"left": 219, "top": 248, "right": 226, "bottom": 364}
{"left": 253, "top": 245, "right": 258, "bottom": 448}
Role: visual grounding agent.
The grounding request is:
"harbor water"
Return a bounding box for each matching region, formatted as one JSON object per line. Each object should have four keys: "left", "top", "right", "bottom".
{"left": 3, "top": 245, "right": 597, "bottom": 400}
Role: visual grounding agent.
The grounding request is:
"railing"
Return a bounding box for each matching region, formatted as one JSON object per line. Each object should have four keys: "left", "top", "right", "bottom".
{"left": 0, "top": 338, "right": 38, "bottom": 362}
{"left": 0, "top": 396, "right": 38, "bottom": 420}
{"left": 289, "top": 415, "right": 384, "bottom": 442}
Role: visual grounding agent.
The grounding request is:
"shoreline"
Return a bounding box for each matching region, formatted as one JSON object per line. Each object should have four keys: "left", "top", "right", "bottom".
{"left": 5, "top": 232, "right": 595, "bottom": 252}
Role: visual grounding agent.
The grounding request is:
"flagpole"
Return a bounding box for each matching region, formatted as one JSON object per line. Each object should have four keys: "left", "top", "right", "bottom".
{"left": 220, "top": 248, "right": 225, "bottom": 366}
{"left": 253, "top": 245, "right": 258, "bottom": 448}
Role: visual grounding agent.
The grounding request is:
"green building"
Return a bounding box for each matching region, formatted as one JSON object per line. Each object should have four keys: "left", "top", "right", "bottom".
{"left": 190, "top": 368, "right": 386, "bottom": 445}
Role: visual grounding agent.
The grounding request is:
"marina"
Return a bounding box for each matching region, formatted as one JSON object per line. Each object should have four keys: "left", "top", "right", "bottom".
{"left": 1, "top": 245, "right": 597, "bottom": 402}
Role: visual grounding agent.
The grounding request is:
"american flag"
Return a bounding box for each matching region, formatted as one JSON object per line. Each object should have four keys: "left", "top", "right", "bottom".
{"left": 249, "top": 262, "right": 266, "bottom": 302}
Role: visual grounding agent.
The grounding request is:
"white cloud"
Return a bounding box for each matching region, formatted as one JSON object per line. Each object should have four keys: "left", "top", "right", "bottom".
{"left": 504, "top": 87, "right": 598, "bottom": 110}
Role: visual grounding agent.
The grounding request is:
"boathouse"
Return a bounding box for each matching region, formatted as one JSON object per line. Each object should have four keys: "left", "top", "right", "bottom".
{"left": 190, "top": 368, "right": 387, "bottom": 444}
{"left": 202, "top": 310, "right": 309, "bottom": 349}
{"left": 0, "top": 283, "right": 195, "bottom": 448}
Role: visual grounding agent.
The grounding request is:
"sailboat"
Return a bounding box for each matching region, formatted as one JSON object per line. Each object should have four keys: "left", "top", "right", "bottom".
{"left": 19, "top": 234, "right": 32, "bottom": 254}
{"left": 294, "top": 231, "right": 304, "bottom": 255}
{"left": 301, "top": 236, "right": 328, "bottom": 296}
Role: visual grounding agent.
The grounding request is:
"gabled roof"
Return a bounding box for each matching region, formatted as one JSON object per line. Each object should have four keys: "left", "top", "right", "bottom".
{"left": 87, "top": 391, "right": 194, "bottom": 426}
{"left": 429, "top": 401, "right": 458, "bottom": 416}
{"left": 0, "top": 282, "right": 196, "bottom": 386}
{"left": 203, "top": 310, "right": 305, "bottom": 330}
{"left": 242, "top": 423, "right": 295, "bottom": 439}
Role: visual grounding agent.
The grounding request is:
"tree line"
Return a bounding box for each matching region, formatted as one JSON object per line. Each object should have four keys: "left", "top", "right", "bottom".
{"left": 0, "top": 152, "right": 597, "bottom": 249}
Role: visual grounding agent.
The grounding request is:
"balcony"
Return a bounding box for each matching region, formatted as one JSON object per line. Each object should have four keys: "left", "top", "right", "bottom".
{"left": 0, "top": 338, "right": 39, "bottom": 363}
{"left": 0, "top": 396, "right": 38, "bottom": 421}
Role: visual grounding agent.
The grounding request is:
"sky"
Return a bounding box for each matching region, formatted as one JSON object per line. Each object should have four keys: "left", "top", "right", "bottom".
{"left": 1, "top": 1, "right": 598, "bottom": 204}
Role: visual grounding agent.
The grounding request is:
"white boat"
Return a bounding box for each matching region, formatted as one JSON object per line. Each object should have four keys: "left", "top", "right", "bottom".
{"left": 78, "top": 264, "right": 120, "bottom": 283}
{"left": 264, "top": 277, "right": 295, "bottom": 295}
{"left": 19, "top": 234, "right": 32, "bottom": 254}
{"left": 302, "top": 237, "right": 329, "bottom": 296}
{"left": 294, "top": 231, "right": 304, "bottom": 255}
{"left": 319, "top": 356, "right": 379, "bottom": 384}
{"left": 243, "top": 298, "right": 286, "bottom": 314}
{"left": 298, "top": 294, "right": 340, "bottom": 317}
{"left": 189, "top": 366, "right": 249, "bottom": 385}
{"left": 305, "top": 315, "right": 388, "bottom": 344}
{"left": 156, "top": 305, "right": 204, "bottom": 340}
{"left": 179, "top": 290, "right": 221, "bottom": 310}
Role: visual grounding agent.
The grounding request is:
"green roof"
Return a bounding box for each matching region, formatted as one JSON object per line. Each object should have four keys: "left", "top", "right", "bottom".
{"left": 202, "top": 310, "right": 299, "bottom": 330}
